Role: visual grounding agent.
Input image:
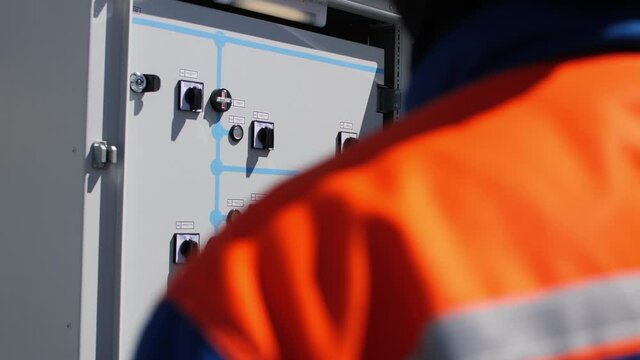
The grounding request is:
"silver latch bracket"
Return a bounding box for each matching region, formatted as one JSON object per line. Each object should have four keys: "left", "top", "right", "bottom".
{"left": 92, "top": 141, "right": 118, "bottom": 169}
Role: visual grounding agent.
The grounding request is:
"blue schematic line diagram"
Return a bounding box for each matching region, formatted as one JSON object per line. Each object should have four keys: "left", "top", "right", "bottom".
{"left": 132, "top": 16, "right": 383, "bottom": 230}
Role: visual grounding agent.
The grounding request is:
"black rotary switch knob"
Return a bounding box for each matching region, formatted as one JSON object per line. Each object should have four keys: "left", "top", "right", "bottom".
{"left": 179, "top": 239, "right": 199, "bottom": 260}
{"left": 185, "top": 86, "right": 204, "bottom": 111}
{"left": 227, "top": 209, "right": 242, "bottom": 224}
{"left": 229, "top": 125, "right": 244, "bottom": 142}
{"left": 210, "top": 88, "right": 233, "bottom": 113}
{"left": 343, "top": 137, "right": 359, "bottom": 149}
{"left": 257, "top": 127, "right": 275, "bottom": 149}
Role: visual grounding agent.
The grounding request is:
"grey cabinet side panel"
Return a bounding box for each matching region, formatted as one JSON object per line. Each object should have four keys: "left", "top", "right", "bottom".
{"left": 83, "top": 1, "right": 132, "bottom": 360}
{"left": 0, "top": 1, "right": 92, "bottom": 359}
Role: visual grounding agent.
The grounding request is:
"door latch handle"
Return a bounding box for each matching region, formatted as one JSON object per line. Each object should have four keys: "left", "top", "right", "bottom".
{"left": 92, "top": 141, "right": 118, "bottom": 169}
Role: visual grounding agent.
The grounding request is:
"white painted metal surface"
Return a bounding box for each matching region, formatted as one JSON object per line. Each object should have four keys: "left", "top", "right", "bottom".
{"left": 118, "top": 1, "right": 384, "bottom": 357}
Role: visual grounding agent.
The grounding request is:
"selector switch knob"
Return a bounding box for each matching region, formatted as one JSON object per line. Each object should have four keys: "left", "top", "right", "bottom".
{"left": 210, "top": 88, "right": 233, "bottom": 113}
{"left": 252, "top": 121, "right": 275, "bottom": 150}
{"left": 227, "top": 209, "right": 242, "bottom": 224}
{"left": 185, "top": 87, "right": 203, "bottom": 111}
{"left": 179, "top": 240, "right": 199, "bottom": 260}
{"left": 257, "top": 128, "right": 274, "bottom": 149}
{"left": 343, "top": 137, "right": 359, "bottom": 149}
{"left": 229, "top": 125, "right": 244, "bottom": 142}
{"left": 338, "top": 131, "right": 359, "bottom": 154}
{"left": 178, "top": 80, "right": 204, "bottom": 112}
{"left": 174, "top": 233, "right": 201, "bottom": 264}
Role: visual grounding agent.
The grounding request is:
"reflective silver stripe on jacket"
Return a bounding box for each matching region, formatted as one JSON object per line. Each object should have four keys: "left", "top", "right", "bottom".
{"left": 413, "top": 273, "right": 640, "bottom": 360}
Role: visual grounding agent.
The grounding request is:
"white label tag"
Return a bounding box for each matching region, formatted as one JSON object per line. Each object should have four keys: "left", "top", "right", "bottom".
{"left": 340, "top": 122, "right": 354, "bottom": 130}
{"left": 229, "top": 116, "right": 246, "bottom": 124}
{"left": 176, "top": 221, "right": 195, "bottom": 230}
{"left": 227, "top": 199, "right": 245, "bottom": 208}
{"left": 179, "top": 69, "right": 199, "bottom": 79}
{"left": 253, "top": 111, "right": 270, "bottom": 120}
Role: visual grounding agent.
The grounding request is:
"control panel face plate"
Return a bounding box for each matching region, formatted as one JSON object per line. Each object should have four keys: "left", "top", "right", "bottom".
{"left": 119, "top": 1, "right": 384, "bottom": 357}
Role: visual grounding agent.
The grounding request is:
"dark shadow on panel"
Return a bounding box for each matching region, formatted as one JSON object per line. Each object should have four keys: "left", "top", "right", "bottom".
{"left": 94, "top": 1, "right": 129, "bottom": 359}
{"left": 203, "top": 99, "right": 222, "bottom": 128}
{"left": 246, "top": 150, "right": 270, "bottom": 177}
{"left": 245, "top": 122, "right": 270, "bottom": 177}
{"left": 93, "top": 0, "right": 107, "bottom": 18}
{"left": 358, "top": 80, "right": 385, "bottom": 139}
{"left": 167, "top": 235, "right": 180, "bottom": 285}
{"left": 131, "top": 92, "right": 144, "bottom": 116}
{"left": 86, "top": 152, "right": 102, "bottom": 193}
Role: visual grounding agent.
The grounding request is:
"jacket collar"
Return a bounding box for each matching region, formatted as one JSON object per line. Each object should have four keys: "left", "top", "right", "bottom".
{"left": 406, "top": 1, "right": 640, "bottom": 111}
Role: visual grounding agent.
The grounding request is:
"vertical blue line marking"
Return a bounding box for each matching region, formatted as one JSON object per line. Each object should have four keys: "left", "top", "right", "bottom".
{"left": 210, "top": 38, "right": 226, "bottom": 230}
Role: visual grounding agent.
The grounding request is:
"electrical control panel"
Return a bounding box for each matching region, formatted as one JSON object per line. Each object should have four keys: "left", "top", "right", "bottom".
{"left": 0, "top": 0, "right": 409, "bottom": 358}
{"left": 117, "top": 1, "right": 386, "bottom": 357}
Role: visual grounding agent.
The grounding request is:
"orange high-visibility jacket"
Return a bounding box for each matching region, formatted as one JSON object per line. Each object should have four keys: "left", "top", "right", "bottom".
{"left": 149, "top": 54, "right": 640, "bottom": 359}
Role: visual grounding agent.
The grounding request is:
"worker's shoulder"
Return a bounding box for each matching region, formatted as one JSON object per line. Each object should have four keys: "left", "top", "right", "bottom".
{"left": 224, "top": 53, "right": 640, "bottom": 238}
{"left": 218, "top": 65, "right": 540, "bottom": 233}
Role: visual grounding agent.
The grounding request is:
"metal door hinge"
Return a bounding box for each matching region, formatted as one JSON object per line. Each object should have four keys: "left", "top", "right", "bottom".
{"left": 92, "top": 141, "right": 118, "bottom": 169}
{"left": 377, "top": 85, "right": 401, "bottom": 114}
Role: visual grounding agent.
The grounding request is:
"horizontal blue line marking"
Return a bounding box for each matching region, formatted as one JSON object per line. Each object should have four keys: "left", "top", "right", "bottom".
{"left": 222, "top": 165, "right": 299, "bottom": 176}
{"left": 132, "top": 17, "right": 384, "bottom": 75}
{"left": 133, "top": 17, "right": 214, "bottom": 40}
